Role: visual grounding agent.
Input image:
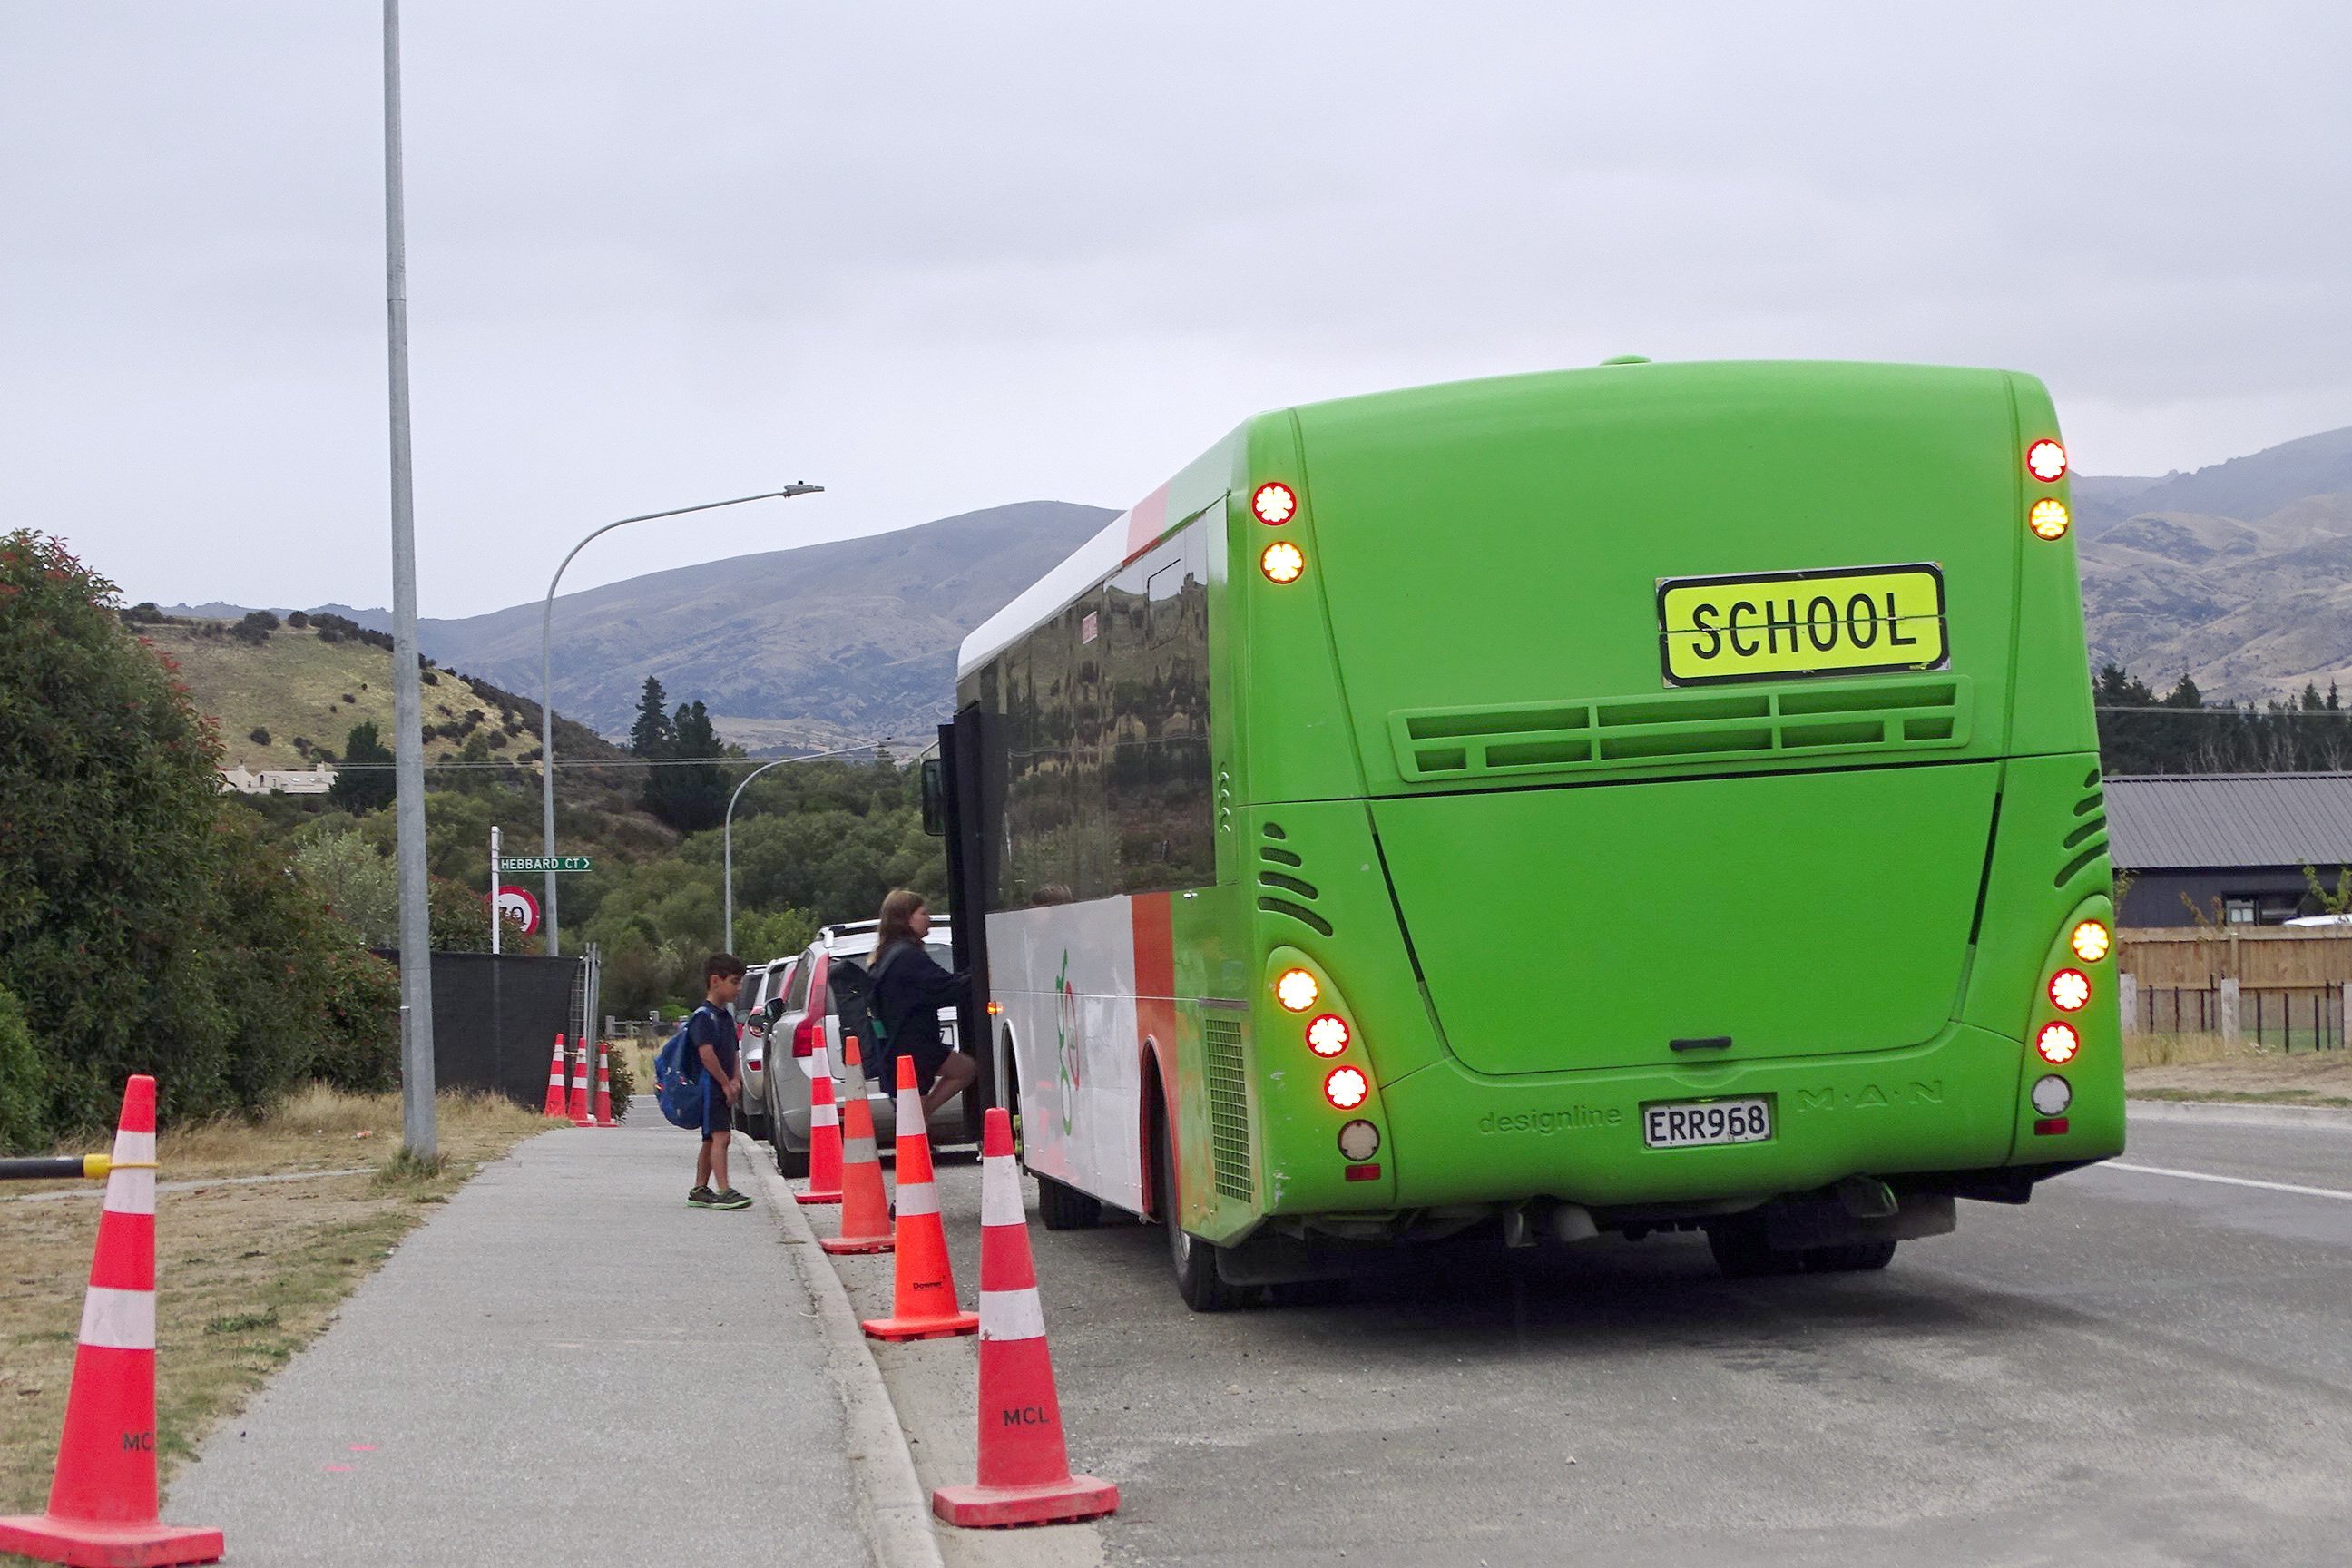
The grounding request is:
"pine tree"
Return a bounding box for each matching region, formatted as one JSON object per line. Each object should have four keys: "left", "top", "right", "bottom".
{"left": 328, "top": 720, "right": 397, "bottom": 812}
{"left": 643, "top": 699, "right": 730, "bottom": 832}
{"left": 629, "top": 676, "right": 674, "bottom": 756}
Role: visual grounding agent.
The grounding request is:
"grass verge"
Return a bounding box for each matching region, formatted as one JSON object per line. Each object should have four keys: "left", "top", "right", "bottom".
{"left": 0, "top": 1085, "right": 548, "bottom": 1514}
{"left": 2124, "top": 1032, "right": 2352, "bottom": 1107}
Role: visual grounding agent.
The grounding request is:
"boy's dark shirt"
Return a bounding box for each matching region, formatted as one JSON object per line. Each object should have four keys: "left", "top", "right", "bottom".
{"left": 689, "top": 1001, "right": 738, "bottom": 1078}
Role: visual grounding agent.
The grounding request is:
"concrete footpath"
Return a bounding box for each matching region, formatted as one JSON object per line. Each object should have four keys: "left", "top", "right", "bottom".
{"left": 170, "top": 1104, "right": 874, "bottom": 1567}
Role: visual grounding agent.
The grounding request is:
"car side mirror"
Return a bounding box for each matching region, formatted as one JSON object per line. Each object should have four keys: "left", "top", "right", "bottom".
{"left": 919, "top": 757, "right": 946, "bottom": 838}
{"left": 763, "top": 996, "right": 786, "bottom": 1024}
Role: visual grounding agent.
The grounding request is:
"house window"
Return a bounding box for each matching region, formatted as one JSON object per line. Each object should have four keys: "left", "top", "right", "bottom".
{"left": 2223, "top": 898, "right": 2257, "bottom": 925}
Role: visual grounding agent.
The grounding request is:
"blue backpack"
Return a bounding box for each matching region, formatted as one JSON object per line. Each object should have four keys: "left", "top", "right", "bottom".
{"left": 653, "top": 1015, "right": 704, "bottom": 1129}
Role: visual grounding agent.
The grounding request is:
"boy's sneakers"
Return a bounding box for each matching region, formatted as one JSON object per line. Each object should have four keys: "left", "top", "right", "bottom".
{"left": 689, "top": 1185, "right": 751, "bottom": 1210}
{"left": 687, "top": 1185, "right": 717, "bottom": 1208}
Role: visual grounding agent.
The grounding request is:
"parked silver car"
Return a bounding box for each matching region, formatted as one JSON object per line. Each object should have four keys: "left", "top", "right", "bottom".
{"left": 760, "top": 918, "right": 975, "bottom": 1176}
{"left": 730, "top": 955, "right": 798, "bottom": 1143}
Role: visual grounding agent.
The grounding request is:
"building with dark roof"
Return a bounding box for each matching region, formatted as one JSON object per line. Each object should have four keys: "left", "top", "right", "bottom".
{"left": 2105, "top": 772, "right": 2352, "bottom": 926}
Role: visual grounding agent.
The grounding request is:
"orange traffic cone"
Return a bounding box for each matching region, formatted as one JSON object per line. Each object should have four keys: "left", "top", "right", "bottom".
{"left": 934, "top": 1107, "right": 1118, "bottom": 1528}
{"left": 0, "top": 1076, "right": 225, "bottom": 1567}
{"left": 568, "top": 1041, "right": 593, "bottom": 1128}
{"left": 541, "top": 1034, "right": 570, "bottom": 1119}
{"left": 818, "top": 1041, "right": 893, "bottom": 1256}
{"left": 592, "top": 1039, "right": 617, "bottom": 1128}
{"left": 861, "top": 1055, "right": 979, "bottom": 1341}
{"left": 797, "top": 1070, "right": 844, "bottom": 1205}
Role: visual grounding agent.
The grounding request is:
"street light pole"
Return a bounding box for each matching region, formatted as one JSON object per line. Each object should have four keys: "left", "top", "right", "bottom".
{"left": 721, "top": 737, "right": 906, "bottom": 953}
{"left": 382, "top": 0, "right": 436, "bottom": 1160}
{"left": 538, "top": 485, "right": 822, "bottom": 956}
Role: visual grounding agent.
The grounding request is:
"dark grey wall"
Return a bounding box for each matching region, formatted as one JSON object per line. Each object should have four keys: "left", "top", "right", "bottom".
{"left": 2118, "top": 866, "right": 2349, "bottom": 927}
{"left": 376, "top": 951, "right": 581, "bottom": 1108}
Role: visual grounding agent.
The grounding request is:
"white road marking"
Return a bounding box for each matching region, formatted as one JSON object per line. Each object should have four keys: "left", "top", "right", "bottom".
{"left": 2104, "top": 1161, "right": 2352, "bottom": 1203}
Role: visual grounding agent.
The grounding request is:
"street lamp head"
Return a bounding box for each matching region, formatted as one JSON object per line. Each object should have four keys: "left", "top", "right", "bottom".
{"left": 774, "top": 484, "right": 824, "bottom": 498}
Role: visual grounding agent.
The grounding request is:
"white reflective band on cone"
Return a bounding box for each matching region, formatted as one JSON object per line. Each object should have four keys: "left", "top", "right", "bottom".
{"left": 105, "top": 1130, "right": 157, "bottom": 1215}
{"left": 896, "top": 1181, "right": 940, "bottom": 1218}
{"left": 79, "top": 1285, "right": 155, "bottom": 1351}
{"left": 896, "top": 1086, "right": 923, "bottom": 1129}
{"left": 843, "top": 1136, "right": 877, "bottom": 1163}
{"left": 979, "top": 1287, "right": 1045, "bottom": 1342}
{"left": 980, "top": 1155, "right": 1025, "bottom": 1227}
{"left": 810, "top": 1103, "right": 839, "bottom": 1128}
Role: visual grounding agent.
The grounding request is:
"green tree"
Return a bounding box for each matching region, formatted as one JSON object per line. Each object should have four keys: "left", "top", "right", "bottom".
{"left": 643, "top": 700, "right": 729, "bottom": 832}
{"left": 0, "top": 983, "right": 46, "bottom": 1154}
{"left": 329, "top": 720, "right": 397, "bottom": 812}
{"left": 293, "top": 826, "right": 400, "bottom": 946}
{"left": 629, "top": 676, "right": 673, "bottom": 756}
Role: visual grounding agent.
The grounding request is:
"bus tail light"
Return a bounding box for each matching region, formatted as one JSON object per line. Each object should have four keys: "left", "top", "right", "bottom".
{"left": 1307, "top": 1014, "right": 1350, "bottom": 1056}
{"left": 1323, "top": 1066, "right": 1369, "bottom": 1110}
{"left": 2048, "top": 970, "right": 2091, "bottom": 1011}
{"left": 2070, "top": 920, "right": 2111, "bottom": 963}
{"left": 1252, "top": 482, "right": 1298, "bottom": 524}
{"left": 2026, "top": 439, "right": 2068, "bottom": 482}
{"left": 2035, "top": 1022, "right": 2081, "bottom": 1064}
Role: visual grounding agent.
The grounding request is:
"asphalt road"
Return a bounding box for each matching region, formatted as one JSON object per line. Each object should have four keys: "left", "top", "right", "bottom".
{"left": 868, "top": 1101, "right": 2352, "bottom": 1568}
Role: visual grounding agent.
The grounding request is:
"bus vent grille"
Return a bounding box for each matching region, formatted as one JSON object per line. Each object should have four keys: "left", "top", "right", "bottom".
{"left": 1257, "top": 826, "right": 1333, "bottom": 936}
{"left": 1390, "top": 676, "right": 1974, "bottom": 782}
{"left": 2056, "top": 779, "right": 2110, "bottom": 892}
{"left": 1202, "top": 1015, "right": 1253, "bottom": 1203}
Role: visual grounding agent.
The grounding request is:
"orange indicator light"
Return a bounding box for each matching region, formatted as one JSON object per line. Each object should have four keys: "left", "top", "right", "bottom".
{"left": 1275, "top": 968, "right": 1318, "bottom": 1012}
{"left": 2028, "top": 498, "right": 2071, "bottom": 540}
{"left": 2070, "top": 920, "right": 2111, "bottom": 964}
{"left": 1260, "top": 541, "right": 1306, "bottom": 584}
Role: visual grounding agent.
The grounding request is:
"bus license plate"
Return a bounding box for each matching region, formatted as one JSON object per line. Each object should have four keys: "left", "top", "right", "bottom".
{"left": 1642, "top": 1098, "right": 1773, "bottom": 1149}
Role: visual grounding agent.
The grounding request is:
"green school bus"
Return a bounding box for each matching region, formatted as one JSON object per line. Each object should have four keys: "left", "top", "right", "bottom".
{"left": 936, "top": 358, "right": 2123, "bottom": 1309}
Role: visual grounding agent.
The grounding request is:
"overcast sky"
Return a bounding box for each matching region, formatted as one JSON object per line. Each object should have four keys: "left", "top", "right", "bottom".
{"left": 5, "top": 3, "right": 2348, "bottom": 618}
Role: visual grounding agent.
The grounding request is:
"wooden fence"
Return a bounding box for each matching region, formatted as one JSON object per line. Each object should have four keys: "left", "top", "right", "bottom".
{"left": 2119, "top": 926, "right": 2352, "bottom": 1050}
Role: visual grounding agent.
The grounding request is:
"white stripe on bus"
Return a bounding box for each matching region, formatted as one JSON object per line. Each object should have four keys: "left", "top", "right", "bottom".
{"left": 895, "top": 1181, "right": 940, "bottom": 1218}
{"left": 2104, "top": 1161, "right": 2352, "bottom": 1203}
{"left": 79, "top": 1286, "right": 155, "bottom": 1351}
{"left": 980, "top": 1156, "right": 1025, "bottom": 1227}
{"left": 979, "top": 1287, "right": 1046, "bottom": 1342}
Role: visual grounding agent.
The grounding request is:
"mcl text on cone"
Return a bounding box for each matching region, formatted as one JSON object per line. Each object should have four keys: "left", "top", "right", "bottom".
{"left": 0, "top": 1074, "right": 225, "bottom": 1567}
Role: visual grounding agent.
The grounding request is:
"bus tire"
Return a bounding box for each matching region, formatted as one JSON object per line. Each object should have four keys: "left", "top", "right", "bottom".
{"left": 1705, "top": 1216, "right": 1803, "bottom": 1279}
{"left": 1037, "top": 1175, "right": 1102, "bottom": 1231}
{"left": 1804, "top": 1240, "right": 1897, "bottom": 1273}
{"left": 1154, "top": 1110, "right": 1247, "bottom": 1312}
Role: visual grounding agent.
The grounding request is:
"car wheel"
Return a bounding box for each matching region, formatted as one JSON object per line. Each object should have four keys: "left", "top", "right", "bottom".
{"left": 1037, "top": 1174, "right": 1102, "bottom": 1231}
{"left": 1155, "top": 1109, "right": 1246, "bottom": 1311}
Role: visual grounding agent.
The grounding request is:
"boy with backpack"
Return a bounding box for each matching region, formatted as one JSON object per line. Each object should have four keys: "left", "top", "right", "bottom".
{"left": 687, "top": 954, "right": 752, "bottom": 1210}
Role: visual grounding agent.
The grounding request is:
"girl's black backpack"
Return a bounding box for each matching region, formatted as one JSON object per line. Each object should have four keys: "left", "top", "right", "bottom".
{"left": 828, "top": 956, "right": 883, "bottom": 1069}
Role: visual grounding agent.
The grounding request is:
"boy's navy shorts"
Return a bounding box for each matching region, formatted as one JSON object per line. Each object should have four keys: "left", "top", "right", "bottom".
{"left": 700, "top": 1074, "right": 730, "bottom": 1139}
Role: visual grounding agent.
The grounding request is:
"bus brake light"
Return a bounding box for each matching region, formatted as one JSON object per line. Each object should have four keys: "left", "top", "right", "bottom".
{"left": 2048, "top": 970, "right": 2091, "bottom": 1011}
{"left": 1276, "top": 969, "right": 1318, "bottom": 1012}
{"left": 1323, "top": 1066, "right": 1369, "bottom": 1110}
{"left": 2026, "top": 439, "right": 2068, "bottom": 482}
{"left": 1252, "top": 482, "right": 1298, "bottom": 525}
{"left": 1307, "top": 1014, "right": 1350, "bottom": 1056}
{"left": 2035, "top": 1022, "right": 2081, "bottom": 1064}
{"left": 1260, "top": 541, "right": 1306, "bottom": 584}
{"left": 2028, "top": 499, "right": 2071, "bottom": 540}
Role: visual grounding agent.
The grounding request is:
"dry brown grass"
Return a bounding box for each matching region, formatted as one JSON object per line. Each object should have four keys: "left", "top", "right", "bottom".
{"left": 2122, "top": 1031, "right": 2263, "bottom": 1070}
{"left": 2125, "top": 1033, "right": 2352, "bottom": 1107}
{"left": 0, "top": 1087, "right": 548, "bottom": 1514}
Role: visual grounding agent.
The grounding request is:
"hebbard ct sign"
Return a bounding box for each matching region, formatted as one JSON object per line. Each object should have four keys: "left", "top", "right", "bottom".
{"left": 495, "top": 855, "right": 594, "bottom": 873}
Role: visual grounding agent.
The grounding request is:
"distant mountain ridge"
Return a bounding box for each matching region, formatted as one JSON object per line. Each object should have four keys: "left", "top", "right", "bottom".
{"left": 422, "top": 500, "right": 1113, "bottom": 752}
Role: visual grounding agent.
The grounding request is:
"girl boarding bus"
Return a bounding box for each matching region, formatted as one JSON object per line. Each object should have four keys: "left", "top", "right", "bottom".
{"left": 933, "top": 359, "right": 2123, "bottom": 1310}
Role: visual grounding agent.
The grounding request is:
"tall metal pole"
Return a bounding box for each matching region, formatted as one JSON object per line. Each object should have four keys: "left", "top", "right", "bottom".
{"left": 538, "top": 485, "right": 823, "bottom": 957}
{"left": 489, "top": 824, "right": 501, "bottom": 956}
{"left": 383, "top": 0, "right": 436, "bottom": 1160}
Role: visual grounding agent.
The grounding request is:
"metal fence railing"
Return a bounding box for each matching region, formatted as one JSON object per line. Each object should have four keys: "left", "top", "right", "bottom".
{"left": 2132, "top": 983, "right": 2346, "bottom": 1051}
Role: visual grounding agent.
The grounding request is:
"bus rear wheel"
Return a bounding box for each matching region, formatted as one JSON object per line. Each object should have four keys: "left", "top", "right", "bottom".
{"left": 1154, "top": 1111, "right": 1246, "bottom": 1312}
